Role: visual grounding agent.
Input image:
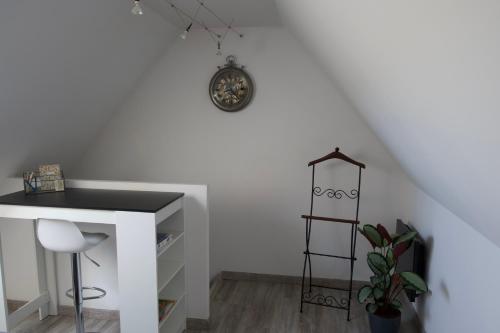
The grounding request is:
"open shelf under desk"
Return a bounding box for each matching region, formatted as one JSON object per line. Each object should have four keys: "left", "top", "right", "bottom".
{"left": 159, "top": 294, "right": 186, "bottom": 332}
{"left": 157, "top": 232, "right": 184, "bottom": 258}
{"left": 157, "top": 261, "right": 184, "bottom": 294}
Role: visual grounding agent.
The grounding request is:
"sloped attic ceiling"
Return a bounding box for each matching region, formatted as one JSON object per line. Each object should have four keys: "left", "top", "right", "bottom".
{"left": 276, "top": 0, "right": 500, "bottom": 247}
{"left": 0, "top": 0, "right": 281, "bottom": 181}
{"left": 0, "top": 0, "right": 175, "bottom": 179}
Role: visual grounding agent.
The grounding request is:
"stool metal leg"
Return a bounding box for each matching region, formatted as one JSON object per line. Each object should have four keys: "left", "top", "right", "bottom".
{"left": 71, "top": 253, "right": 85, "bottom": 333}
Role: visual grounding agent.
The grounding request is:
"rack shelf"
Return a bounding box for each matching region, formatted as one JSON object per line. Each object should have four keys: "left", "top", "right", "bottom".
{"left": 301, "top": 215, "right": 359, "bottom": 225}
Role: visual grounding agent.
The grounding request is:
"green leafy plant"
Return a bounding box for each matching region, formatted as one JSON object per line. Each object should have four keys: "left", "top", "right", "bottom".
{"left": 357, "top": 224, "right": 428, "bottom": 317}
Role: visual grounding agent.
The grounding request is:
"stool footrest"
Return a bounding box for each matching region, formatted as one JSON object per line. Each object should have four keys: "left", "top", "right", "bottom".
{"left": 66, "top": 286, "right": 107, "bottom": 301}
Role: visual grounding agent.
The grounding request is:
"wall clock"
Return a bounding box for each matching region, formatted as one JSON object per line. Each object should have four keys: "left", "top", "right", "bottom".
{"left": 209, "top": 55, "right": 254, "bottom": 112}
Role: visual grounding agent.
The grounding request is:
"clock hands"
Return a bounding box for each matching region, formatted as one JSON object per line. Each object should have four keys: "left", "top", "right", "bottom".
{"left": 216, "top": 75, "right": 247, "bottom": 106}
{"left": 224, "top": 84, "right": 239, "bottom": 99}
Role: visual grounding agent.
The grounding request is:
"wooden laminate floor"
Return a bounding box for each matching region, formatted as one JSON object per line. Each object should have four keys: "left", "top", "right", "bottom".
{"left": 191, "top": 278, "right": 422, "bottom": 333}
{"left": 11, "top": 279, "right": 422, "bottom": 333}
{"left": 11, "top": 313, "right": 119, "bottom": 333}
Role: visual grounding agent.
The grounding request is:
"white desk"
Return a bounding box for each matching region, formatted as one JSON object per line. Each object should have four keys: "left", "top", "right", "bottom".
{"left": 0, "top": 185, "right": 189, "bottom": 332}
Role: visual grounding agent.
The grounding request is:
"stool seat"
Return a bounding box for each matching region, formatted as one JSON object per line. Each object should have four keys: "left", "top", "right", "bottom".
{"left": 36, "top": 218, "right": 108, "bottom": 253}
{"left": 82, "top": 232, "right": 109, "bottom": 248}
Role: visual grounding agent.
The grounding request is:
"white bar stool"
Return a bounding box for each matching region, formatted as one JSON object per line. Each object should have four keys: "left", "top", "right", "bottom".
{"left": 36, "top": 218, "right": 109, "bottom": 333}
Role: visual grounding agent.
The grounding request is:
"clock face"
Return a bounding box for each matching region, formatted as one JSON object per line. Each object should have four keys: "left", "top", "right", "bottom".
{"left": 209, "top": 67, "right": 254, "bottom": 112}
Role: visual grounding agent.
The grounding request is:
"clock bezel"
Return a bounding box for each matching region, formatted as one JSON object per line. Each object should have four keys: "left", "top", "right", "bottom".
{"left": 209, "top": 64, "right": 254, "bottom": 112}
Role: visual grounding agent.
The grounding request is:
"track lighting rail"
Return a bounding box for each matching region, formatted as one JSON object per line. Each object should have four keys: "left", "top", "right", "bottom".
{"left": 131, "top": 0, "right": 243, "bottom": 55}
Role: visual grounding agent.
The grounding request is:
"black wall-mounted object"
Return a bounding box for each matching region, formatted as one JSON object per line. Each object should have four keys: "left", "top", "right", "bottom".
{"left": 396, "top": 219, "right": 426, "bottom": 302}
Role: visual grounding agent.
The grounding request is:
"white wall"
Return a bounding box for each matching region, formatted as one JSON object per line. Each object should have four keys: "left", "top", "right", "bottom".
{"left": 394, "top": 179, "right": 500, "bottom": 333}
{"left": 275, "top": 0, "right": 500, "bottom": 249}
{"left": 73, "top": 27, "right": 408, "bottom": 281}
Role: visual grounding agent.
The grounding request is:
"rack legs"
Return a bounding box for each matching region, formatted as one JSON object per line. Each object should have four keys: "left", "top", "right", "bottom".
{"left": 299, "top": 219, "right": 356, "bottom": 321}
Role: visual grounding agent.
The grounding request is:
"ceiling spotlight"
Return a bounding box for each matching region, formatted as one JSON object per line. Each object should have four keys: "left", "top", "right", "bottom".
{"left": 179, "top": 23, "right": 193, "bottom": 40}
{"left": 216, "top": 41, "right": 222, "bottom": 56}
{"left": 131, "top": 0, "right": 144, "bottom": 15}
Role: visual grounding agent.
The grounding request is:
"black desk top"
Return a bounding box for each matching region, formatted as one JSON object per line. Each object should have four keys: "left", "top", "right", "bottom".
{"left": 0, "top": 188, "right": 184, "bottom": 213}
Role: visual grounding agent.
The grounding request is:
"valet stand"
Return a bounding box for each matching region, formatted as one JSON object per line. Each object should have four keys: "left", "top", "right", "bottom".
{"left": 300, "top": 147, "right": 365, "bottom": 321}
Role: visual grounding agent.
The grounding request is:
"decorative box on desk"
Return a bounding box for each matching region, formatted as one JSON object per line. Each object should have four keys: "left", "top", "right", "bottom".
{"left": 23, "top": 164, "right": 65, "bottom": 194}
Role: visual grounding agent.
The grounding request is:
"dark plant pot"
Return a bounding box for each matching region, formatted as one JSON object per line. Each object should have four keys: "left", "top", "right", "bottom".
{"left": 368, "top": 311, "right": 401, "bottom": 333}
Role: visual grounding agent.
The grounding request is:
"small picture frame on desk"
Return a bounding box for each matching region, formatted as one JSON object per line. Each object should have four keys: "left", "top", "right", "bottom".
{"left": 23, "top": 164, "right": 65, "bottom": 194}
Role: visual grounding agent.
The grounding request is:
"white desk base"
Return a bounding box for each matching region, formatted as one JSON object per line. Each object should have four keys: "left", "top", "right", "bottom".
{"left": 0, "top": 220, "right": 57, "bottom": 331}
{"left": 0, "top": 184, "right": 189, "bottom": 333}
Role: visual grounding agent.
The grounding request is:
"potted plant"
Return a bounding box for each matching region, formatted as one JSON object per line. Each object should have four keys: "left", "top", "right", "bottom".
{"left": 357, "top": 224, "right": 428, "bottom": 333}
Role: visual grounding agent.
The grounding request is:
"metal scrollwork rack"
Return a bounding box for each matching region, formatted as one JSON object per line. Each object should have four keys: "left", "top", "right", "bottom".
{"left": 300, "top": 147, "right": 365, "bottom": 321}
